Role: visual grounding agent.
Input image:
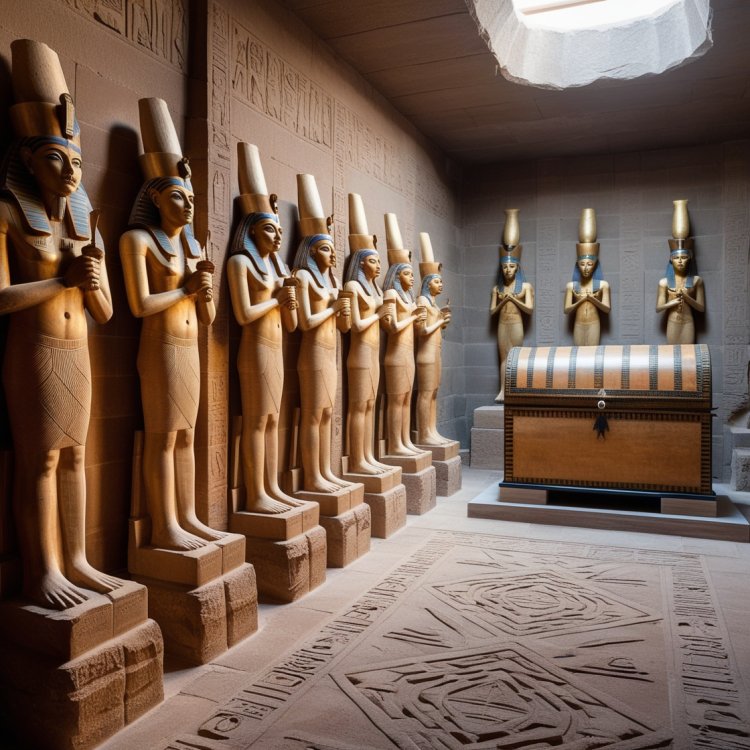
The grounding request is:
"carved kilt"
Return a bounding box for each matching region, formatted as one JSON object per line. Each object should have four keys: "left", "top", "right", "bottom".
{"left": 347, "top": 338, "right": 379, "bottom": 402}
{"left": 137, "top": 332, "right": 200, "bottom": 432}
{"left": 238, "top": 329, "right": 284, "bottom": 415}
{"left": 3, "top": 331, "right": 91, "bottom": 450}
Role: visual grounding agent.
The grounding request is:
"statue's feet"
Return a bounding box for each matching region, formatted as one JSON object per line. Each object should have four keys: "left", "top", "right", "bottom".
{"left": 151, "top": 525, "right": 209, "bottom": 551}
{"left": 246, "top": 494, "right": 297, "bottom": 514}
{"left": 366, "top": 456, "right": 392, "bottom": 472}
{"left": 183, "top": 515, "right": 228, "bottom": 542}
{"left": 389, "top": 445, "right": 416, "bottom": 457}
{"left": 323, "top": 471, "right": 349, "bottom": 489}
{"left": 28, "top": 571, "right": 90, "bottom": 610}
{"left": 348, "top": 460, "right": 383, "bottom": 475}
{"left": 403, "top": 441, "right": 424, "bottom": 456}
{"left": 268, "top": 487, "right": 305, "bottom": 508}
{"left": 67, "top": 560, "right": 124, "bottom": 593}
{"left": 305, "top": 476, "right": 341, "bottom": 493}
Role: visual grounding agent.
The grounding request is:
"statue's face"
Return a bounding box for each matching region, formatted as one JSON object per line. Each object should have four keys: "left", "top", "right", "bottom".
{"left": 428, "top": 276, "right": 443, "bottom": 296}
{"left": 25, "top": 143, "right": 82, "bottom": 197}
{"left": 251, "top": 218, "right": 282, "bottom": 255}
{"left": 577, "top": 258, "right": 596, "bottom": 279}
{"left": 399, "top": 266, "right": 414, "bottom": 291}
{"left": 153, "top": 184, "right": 194, "bottom": 228}
{"left": 671, "top": 252, "right": 690, "bottom": 273}
{"left": 312, "top": 238, "right": 335, "bottom": 270}
{"left": 360, "top": 253, "right": 380, "bottom": 280}
{"left": 501, "top": 262, "right": 518, "bottom": 283}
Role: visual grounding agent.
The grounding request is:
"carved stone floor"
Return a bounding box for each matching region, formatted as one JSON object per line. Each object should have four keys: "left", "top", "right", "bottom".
{"left": 79, "top": 467, "right": 750, "bottom": 750}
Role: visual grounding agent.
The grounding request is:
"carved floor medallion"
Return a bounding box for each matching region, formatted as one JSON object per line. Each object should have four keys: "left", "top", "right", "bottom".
{"left": 119, "top": 530, "right": 749, "bottom": 750}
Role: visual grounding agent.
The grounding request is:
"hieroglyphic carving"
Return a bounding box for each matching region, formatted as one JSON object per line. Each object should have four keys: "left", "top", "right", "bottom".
{"left": 535, "top": 218, "right": 559, "bottom": 345}
{"left": 194, "top": 538, "right": 450, "bottom": 745}
{"left": 430, "top": 570, "right": 656, "bottom": 638}
{"left": 415, "top": 161, "right": 452, "bottom": 220}
{"left": 620, "top": 213, "right": 644, "bottom": 342}
{"left": 161, "top": 530, "right": 748, "bottom": 749}
{"left": 62, "top": 0, "right": 187, "bottom": 70}
{"left": 335, "top": 644, "right": 670, "bottom": 750}
{"left": 231, "top": 21, "right": 332, "bottom": 151}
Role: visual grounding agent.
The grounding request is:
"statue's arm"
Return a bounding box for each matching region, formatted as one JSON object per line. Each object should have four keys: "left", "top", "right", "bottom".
{"left": 119, "top": 230, "right": 189, "bottom": 317}
{"left": 295, "top": 270, "right": 335, "bottom": 331}
{"left": 83, "top": 228, "right": 113, "bottom": 324}
{"left": 510, "top": 283, "right": 534, "bottom": 315}
{"left": 684, "top": 277, "right": 705, "bottom": 312}
{"left": 0, "top": 209, "right": 69, "bottom": 314}
{"left": 656, "top": 278, "right": 678, "bottom": 312}
{"left": 588, "top": 281, "right": 611, "bottom": 313}
{"left": 228, "top": 255, "right": 277, "bottom": 326}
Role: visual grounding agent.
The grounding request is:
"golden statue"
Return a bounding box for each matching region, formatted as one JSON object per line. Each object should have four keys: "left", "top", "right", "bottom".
{"left": 564, "top": 207, "right": 610, "bottom": 345}
{"left": 292, "top": 174, "right": 352, "bottom": 493}
{"left": 0, "top": 40, "right": 122, "bottom": 608}
{"left": 490, "top": 209, "right": 534, "bottom": 401}
{"left": 120, "top": 98, "right": 224, "bottom": 551}
{"left": 656, "top": 200, "right": 705, "bottom": 344}
{"left": 415, "top": 232, "right": 452, "bottom": 444}
{"left": 343, "top": 194, "right": 392, "bottom": 475}
{"left": 382, "top": 213, "right": 425, "bottom": 457}
{"left": 227, "top": 143, "right": 303, "bottom": 513}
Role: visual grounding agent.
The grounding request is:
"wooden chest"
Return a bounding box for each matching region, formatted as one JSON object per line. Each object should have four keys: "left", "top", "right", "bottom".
{"left": 503, "top": 344, "right": 713, "bottom": 496}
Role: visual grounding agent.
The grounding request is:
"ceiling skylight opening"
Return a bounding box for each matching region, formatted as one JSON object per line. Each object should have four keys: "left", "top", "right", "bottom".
{"left": 465, "top": 0, "right": 713, "bottom": 89}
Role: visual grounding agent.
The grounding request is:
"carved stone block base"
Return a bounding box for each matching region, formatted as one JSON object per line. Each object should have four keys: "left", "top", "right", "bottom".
{"left": 470, "top": 405, "right": 504, "bottom": 469}
{"left": 433, "top": 454, "right": 463, "bottom": 497}
{"left": 731, "top": 448, "right": 750, "bottom": 492}
{"left": 242, "top": 525, "right": 327, "bottom": 603}
{"left": 381, "top": 451, "right": 432, "bottom": 474}
{"left": 414, "top": 439, "right": 460, "bottom": 461}
{"left": 134, "top": 563, "right": 258, "bottom": 665}
{"left": 0, "top": 591, "right": 163, "bottom": 750}
{"left": 364, "top": 482, "right": 407, "bottom": 538}
{"left": 229, "top": 499, "right": 320, "bottom": 540}
{"left": 402, "top": 465, "right": 437, "bottom": 515}
{"left": 319, "top": 503, "right": 371, "bottom": 568}
{"left": 341, "top": 459, "right": 402, "bottom": 494}
{"left": 295, "top": 481, "right": 365, "bottom": 516}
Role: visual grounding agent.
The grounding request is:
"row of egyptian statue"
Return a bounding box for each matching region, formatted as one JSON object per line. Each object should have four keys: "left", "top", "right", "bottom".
{"left": 0, "top": 40, "right": 458, "bottom": 747}
{"left": 490, "top": 203, "right": 706, "bottom": 400}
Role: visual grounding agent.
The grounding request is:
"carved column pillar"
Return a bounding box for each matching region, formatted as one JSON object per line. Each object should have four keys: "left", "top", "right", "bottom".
{"left": 187, "top": 0, "right": 232, "bottom": 529}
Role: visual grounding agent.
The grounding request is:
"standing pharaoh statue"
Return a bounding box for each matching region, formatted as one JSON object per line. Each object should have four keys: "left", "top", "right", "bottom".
{"left": 343, "top": 194, "right": 392, "bottom": 475}
{"left": 490, "top": 209, "right": 534, "bottom": 402}
{"left": 564, "top": 208, "right": 610, "bottom": 346}
{"left": 382, "top": 213, "right": 426, "bottom": 457}
{"left": 656, "top": 200, "right": 705, "bottom": 344}
{"left": 292, "top": 174, "right": 352, "bottom": 493}
{"left": 0, "top": 40, "right": 123, "bottom": 609}
{"left": 227, "top": 143, "right": 305, "bottom": 514}
{"left": 120, "top": 98, "right": 224, "bottom": 551}
{"left": 415, "top": 232, "right": 452, "bottom": 445}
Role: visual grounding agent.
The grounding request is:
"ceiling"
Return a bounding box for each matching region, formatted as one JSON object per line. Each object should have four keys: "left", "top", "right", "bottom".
{"left": 282, "top": 0, "right": 750, "bottom": 165}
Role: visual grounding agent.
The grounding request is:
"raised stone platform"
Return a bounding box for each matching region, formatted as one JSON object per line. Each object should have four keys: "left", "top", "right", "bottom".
{"left": 0, "top": 581, "right": 163, "bottom": 750}
{"left": 470, "top": 405, "right": 504, "bottom": 469}
{"left": 415, "top": 441, "right": 462, "bottom": 497}
{"left": 381, "top": 454, "right": 436, "bottom": 515}
{"left": 468, "top": 481, "right": 750, "bottom": 542}
{"left": 342, "top": 460, "right": 407, "bottom": 539}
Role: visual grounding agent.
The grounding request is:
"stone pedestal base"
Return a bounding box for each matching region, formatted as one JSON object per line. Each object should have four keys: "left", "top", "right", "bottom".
{"left": 295, "top": 482, "right": 371, "bottom": 567}
{"left": 416, "top": 441, "right": 462, "bottom": 496}
{"left": 433, "top": 454, "right": 463, "bottom": 496}
{"left": 129, "top": 523, "right": 257, "bottom": 664}
{"left": 318, "top": 502, "right": 371, "bottom": 567}
{"left": 363, "top": 483, "right": 407, "bottom": 538}
{"left": 134, "top": 563, "right": 257, "bottom": 665}
{"left": 0, "top": 583, "right": 163, "bottom": 750}
{"left": 238, "top": 526, "right": 327, "bottom": 603}
{"left": 732, "top": 448, "right": 750, "bottom": 492}
{"left": 401, "top": 465, "right": 437, "bottom": 515}
{"left": 470, "top": 405, "right": 504, "bottom": 469}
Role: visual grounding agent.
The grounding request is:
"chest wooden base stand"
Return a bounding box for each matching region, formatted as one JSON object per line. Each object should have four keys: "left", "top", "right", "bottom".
{"left": 296, "top": 483, "right": 371, "bottom": 567}
{"left": 415, "top": 440, "right": 462, "bottom": 496}
{"left": 0, "top": 581, "right": 164, "bottom": 750}
{"left": 379, "top": 450, "right": 437, "bottom": 515}
{"left": 341, "top": 458, "right": 406, "bottom": 538}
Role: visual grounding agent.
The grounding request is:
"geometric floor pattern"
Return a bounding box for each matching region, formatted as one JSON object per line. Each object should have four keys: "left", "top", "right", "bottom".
{"left": 151, "top": 529, "right": 750, "bottom": 750}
